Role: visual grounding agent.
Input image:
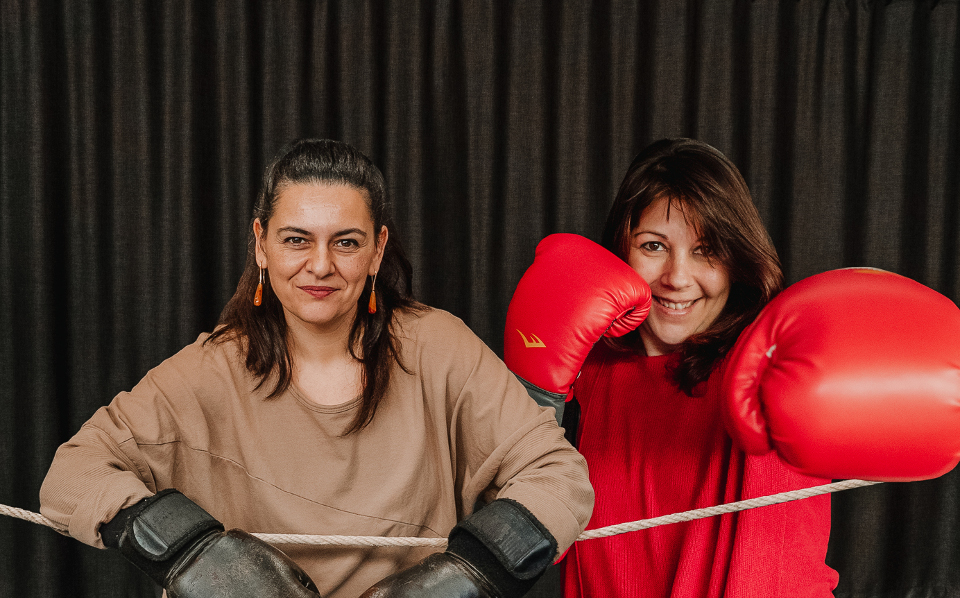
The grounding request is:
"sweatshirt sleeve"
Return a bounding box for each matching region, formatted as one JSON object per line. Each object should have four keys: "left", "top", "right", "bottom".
{"left": 411, "top": 310, "right": 595, "bottom": 555}
{"left": 38, "top": 335, "right": 218, "bottom": 548}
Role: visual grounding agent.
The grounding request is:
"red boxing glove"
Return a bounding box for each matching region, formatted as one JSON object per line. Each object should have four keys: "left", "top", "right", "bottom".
{"left": 505, "top": 234, "right": 651, "bottom": 419}
{"left": 723, "top": 268, "right": 960, "bottom": 482}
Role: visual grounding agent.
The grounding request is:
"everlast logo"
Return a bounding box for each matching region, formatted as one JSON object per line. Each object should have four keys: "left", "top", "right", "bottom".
{"left": 516, "top": 330, "right": 546, "bottom": 348}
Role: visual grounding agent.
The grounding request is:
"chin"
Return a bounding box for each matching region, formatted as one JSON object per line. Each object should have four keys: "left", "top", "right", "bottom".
{"left": 648, "top": 324, "right": 696, "bottom": 347}
{"left": 283, "top": 304, "right": 338, "bottom": 328}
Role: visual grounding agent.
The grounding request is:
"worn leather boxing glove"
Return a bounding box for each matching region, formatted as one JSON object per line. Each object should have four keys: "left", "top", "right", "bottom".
{"left": 359, "top": 499, "right": 556, "bottom": 598}
{"left": 723, "top": 268, "right": 960, "bottom": 482}
{"left": 100, "top": 489, "right": 322, "bottom": 598}
{"left": 505, "top": 234, "right": 651, "bottom": 421}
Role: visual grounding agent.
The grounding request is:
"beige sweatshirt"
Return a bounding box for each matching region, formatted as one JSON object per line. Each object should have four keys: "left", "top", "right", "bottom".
{"left": 39, "top": 307, "right": 593, "bottom": 597}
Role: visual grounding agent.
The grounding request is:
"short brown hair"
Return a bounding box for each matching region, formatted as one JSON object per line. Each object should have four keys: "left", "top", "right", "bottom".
{"left": 602, "top": 138, "right": 782, "bottom": 394}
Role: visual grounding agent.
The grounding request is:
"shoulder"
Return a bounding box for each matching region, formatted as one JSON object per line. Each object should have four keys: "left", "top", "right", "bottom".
{"left": 135, "top": 331, "right": 248, "bottom": 395}
{"left": 156, "top": 331, "right": 236, "bottom": 370}
{"left": 391, "top": 306, "right": 505, "bottom": 389}
{"left": 576, "top": 342, "right": 618, "bottom": 410}
{"left": 580, "top": 339, "right": 643, "bottom": 385}
{"left": 96, "top": 333, "right": 251, "bottom": 443}
{"left": 583, "top": 339, "right": 619, "bottom": 368}
{"left": 393, "top": 306, "right": 482, "bottom": 352}
{"left": 701, "top": 355, "right": 730, "bottom": 395}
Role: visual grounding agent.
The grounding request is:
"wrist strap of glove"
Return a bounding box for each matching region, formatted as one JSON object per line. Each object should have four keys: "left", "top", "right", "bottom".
{"left": 514, "top": 374, "right": 567, "bottom": 425}
{"left": 447, "top": 498, "right": 557, "bottom": 597}
{"left": 100, "top": 489, "right": 224, "bottom": 586}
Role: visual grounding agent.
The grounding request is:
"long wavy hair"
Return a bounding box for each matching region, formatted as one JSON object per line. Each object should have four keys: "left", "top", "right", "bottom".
{"left": 207, "top": 138, "right": 421, "bottom": 433}
{"left": 602, "top": 138, "right": 783, "bottom": 395}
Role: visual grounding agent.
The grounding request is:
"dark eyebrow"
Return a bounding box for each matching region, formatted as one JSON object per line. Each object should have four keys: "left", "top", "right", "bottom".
{"left": 274, "top": 227, "right": 368, "bottom": 238}
{"left": 333, "top": 228, "right": 368, "bottom": 238}
{"left": 633, "top": 230, "right": 668, "bottom": 239}
{"left": 276, "top": 226, "right": 312, "bottom": 236}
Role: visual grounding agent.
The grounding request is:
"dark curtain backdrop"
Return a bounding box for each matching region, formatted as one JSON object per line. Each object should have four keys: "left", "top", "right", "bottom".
{"left": 2, "top": 1, "right": 958, "bottom": 597}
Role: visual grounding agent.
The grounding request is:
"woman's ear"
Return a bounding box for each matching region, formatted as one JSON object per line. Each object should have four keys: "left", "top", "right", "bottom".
{"left": 253, "top": 219, "right": 266, "bottom": 267}
{"left": 372, "top": 225, "right": 389, "bottom": 274}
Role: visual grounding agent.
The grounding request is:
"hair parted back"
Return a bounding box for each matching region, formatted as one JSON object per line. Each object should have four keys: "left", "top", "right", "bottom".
{"left": 602, "top": 137, "right": 783, "bottom": 394}
{"left": 208, "top": 138, "right": 421, "bottom": 433}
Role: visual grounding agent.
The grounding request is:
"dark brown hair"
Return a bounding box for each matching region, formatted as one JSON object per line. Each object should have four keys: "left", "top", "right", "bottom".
{"left": 602, "top": 138, "right": 783, "bottom": 394}
{"left": 207, "top": 138, "right": 421, "bottom": 433}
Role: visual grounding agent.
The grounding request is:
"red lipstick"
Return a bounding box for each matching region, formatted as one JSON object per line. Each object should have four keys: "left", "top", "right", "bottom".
{"left": 300, "top": 286, "right": 337, "bottom": 299}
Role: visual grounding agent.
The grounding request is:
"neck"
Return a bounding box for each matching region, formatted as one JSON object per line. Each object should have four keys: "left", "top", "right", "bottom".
{"left": 284, "top": 308, "right": 359, "bottom": 366}
{"left": 283, "top": 308, "right": 367, "bottom": 407}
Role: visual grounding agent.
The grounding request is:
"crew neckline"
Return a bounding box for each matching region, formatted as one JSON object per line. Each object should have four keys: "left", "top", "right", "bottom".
{"left": 288, "top": 382, "right": 362, "bottom": 414}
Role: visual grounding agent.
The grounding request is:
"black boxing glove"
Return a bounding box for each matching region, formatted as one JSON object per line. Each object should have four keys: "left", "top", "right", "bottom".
{"left": 99, "top": 489, "right": 322, "bottom": 598}
{"left": 359, "top": 498, "right": 557, "bottom": 598}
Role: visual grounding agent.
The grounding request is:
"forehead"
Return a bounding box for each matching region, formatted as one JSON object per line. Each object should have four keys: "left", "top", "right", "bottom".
{"left": 634, "top": 195, "right": 703, "bottom": 236}
{"left": 271, "top": 182, "right": 373, "bottom": 229}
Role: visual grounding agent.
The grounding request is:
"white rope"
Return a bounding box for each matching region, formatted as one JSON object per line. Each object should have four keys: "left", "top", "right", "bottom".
{"left": 0, "top": 479, "right": 881, "bottom": 547}
{"left": 577, "top": 478, "right": 880, "bottom": 541}
{"left": 0, "top": 504, "right": 69, "bottom": 535}
{"left": 252, "top": 533, "right": 449, "bottom": 548}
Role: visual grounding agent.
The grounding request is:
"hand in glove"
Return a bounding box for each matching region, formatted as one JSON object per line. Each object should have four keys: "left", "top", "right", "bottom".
{"left": 100, "top": 489, "right": 322, "bottom": 598}
{"left": 360, "top": 499, "right": 556, "bottom": 598}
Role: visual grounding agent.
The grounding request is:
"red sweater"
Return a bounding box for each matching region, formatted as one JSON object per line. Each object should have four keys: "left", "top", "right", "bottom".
{"left": 563, "top": 343, "right": 838, "bottom": 598}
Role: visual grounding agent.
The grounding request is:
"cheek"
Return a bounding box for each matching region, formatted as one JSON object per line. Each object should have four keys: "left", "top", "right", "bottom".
{"left": 627, "top": 253, "right": 660, "bottom": 286}
{"left": 701, "top": 269, "right": 731, "bottom": 300}
{"left": 265, "top": 259, "right": 293, "bottom": 290}
{"left": 264, "top": 244, "right": 320, "bottom": 282}
{"left": 338, "top": 255, "right": 374, "bottom": 282}
{"left": 266, "top": 249, "right": 304, "bottom": 275}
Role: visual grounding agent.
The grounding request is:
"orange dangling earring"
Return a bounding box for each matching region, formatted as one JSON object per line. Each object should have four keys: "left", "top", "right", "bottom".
{"left": 367, "top": 272, "right": 378, "bottom": 314}
{"left": 254, "top": 266, "right": 264, "bottom": 306}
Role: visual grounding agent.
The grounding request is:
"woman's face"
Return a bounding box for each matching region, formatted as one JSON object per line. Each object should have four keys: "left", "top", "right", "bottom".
{"left": 254, "top": 182, "right": 387, "bottom": 336}
{"left": 627, "top": 196, "right": 731, "bottom": 356}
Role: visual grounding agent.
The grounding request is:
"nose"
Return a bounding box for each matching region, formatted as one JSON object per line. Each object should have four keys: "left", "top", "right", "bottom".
{"left": 660, "top": 252, "right": 694, "bottom": 290}
{"left": 305, "top": 245, "right": 335, "bottom": 277}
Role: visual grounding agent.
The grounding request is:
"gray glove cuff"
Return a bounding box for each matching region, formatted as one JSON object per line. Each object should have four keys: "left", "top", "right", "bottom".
{"left": 101, "top": 489, "right": 224, "bottom": 563}
{"left": 100, "top": 489, "right": 224, "bottom": 588}
{"left": 123, "top": 489, "right": 224, "bottom": 562}
{"left": 514, "top": 374, "right": 566, "bottom": 424}
{"left": 451, "top": 498, "right": 557, "bottom": 581}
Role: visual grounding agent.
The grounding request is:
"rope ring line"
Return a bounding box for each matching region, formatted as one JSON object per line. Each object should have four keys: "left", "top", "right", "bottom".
{"left": 0, "top": 479, "right": 881, "bottom": 548}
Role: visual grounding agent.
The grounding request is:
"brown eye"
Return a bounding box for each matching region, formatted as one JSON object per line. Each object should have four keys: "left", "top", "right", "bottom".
{"left": 641, "top": 241, "right": 666, "bottom": 252}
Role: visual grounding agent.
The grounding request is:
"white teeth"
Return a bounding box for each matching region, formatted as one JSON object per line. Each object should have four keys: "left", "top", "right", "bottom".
{"left": 656, "top": 297, "right": 697, "bottom": 310}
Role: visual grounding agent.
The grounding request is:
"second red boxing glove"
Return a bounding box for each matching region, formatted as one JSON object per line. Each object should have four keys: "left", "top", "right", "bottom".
{"left": 505, "top": 234, "right": 651, "bottom": 419}
{"left": 723, "top": 268, "right": 960, "bottom": 482}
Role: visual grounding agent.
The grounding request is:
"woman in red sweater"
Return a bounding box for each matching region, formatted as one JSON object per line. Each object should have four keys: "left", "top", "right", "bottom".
{"left": 562, "top": 138, "right": 839, "bottom": 597}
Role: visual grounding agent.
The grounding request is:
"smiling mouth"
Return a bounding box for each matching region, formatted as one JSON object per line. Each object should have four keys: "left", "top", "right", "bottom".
{"left": 654, "top": 296, "right": 700, "bottom": 310}
{"left": 300, "top": 286, "right": 338, "bottom": 297}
